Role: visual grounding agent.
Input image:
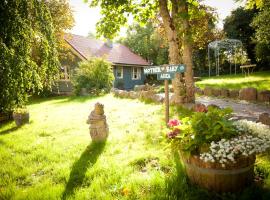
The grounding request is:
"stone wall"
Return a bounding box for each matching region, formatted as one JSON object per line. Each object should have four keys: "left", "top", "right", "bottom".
{"left": 198, "top": 87, "right": 270, "bottom": 103}
{"left": 111, "top": 86, "right": 164, "bottom": 104}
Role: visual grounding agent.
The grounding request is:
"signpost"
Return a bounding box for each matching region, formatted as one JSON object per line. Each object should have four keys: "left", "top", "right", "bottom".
{"left": 143, "top": 64, "right": 185, "bottom": 124}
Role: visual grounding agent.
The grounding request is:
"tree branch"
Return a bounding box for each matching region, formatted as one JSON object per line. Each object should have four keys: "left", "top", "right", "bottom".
{"left": 158, "top": 0, "right": 175, "bottom": 31}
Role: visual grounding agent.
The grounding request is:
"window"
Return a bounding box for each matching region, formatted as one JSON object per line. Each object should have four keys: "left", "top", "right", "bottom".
{"left": 132, "top": 67, "right": 141, "bottom": 80}
{"left": 60, "top": 66, "right": 70, "bottom": 81}
{"left": 116, "top": 66, "right": 123, "bottom": 79}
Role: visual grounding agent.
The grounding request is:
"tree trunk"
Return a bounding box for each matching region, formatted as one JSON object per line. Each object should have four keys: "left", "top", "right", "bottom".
{"left": 179, "top": 0, "right": 195, "bottom": 103}
{"left": 158, "top": 0, "right": 186, "bottom": 104}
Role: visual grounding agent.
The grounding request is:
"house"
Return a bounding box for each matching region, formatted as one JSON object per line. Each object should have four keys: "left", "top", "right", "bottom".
{"left": 54, "top": 34, "right": 149, "bottom": 94}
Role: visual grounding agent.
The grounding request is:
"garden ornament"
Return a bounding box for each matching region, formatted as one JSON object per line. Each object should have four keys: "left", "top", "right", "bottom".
{"left": 87, "top": 102, "right": 108, "bottom": 141}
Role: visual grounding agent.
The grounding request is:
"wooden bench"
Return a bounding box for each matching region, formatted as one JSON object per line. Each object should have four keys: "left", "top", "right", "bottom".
{"left": 240, "top": 64, "right": 256, "bottom": 76}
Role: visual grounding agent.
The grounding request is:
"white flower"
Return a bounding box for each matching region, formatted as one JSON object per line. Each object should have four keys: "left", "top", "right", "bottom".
{"left": 199, "top": 121, "right": 270, "bottom": 167}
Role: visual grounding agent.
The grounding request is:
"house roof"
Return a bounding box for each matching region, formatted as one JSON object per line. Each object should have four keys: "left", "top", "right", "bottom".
{"left": 65, "top": 34, "right": 149, "bottom": 66}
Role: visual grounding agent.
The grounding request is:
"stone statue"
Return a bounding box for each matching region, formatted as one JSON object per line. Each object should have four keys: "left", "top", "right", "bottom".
{"left": 87, "top": 103, "right": 109, "bottom": 141}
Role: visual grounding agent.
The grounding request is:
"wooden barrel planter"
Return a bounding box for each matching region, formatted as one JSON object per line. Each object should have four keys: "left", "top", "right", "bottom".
{"left": 180, "top": 153, "right": 256, "bottom": 193}
{"left": 12, "top": 112, "right": 30, "bottom": 126}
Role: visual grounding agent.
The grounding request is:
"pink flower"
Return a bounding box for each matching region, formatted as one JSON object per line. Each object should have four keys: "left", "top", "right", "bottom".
{"left": 167, "top": 119, "right": 181, "bottom": 127}
{"left": 167, "top": 128, "right": 181, "bottom": 139}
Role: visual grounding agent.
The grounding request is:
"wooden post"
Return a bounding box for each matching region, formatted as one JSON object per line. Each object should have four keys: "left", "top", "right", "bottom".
{"left": 143, "top": 64, "right": 185, "bottom": 125}
{"left": 164, "top": 80, "right": 169, "bottom": 125}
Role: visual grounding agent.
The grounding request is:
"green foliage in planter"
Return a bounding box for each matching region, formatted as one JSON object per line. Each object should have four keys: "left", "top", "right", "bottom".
{"left": 175, "top": 107, "right": 237, "bottom": 154}
{"left": 72, "top": 58, "right": 114, "bottom": 95}
{"left": 13, "top": 107, "right": 29, "bottom": 114}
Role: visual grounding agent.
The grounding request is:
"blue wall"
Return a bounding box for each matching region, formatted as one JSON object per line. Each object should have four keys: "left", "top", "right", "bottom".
{"left": 54, "top": 63, "right": 146, "bottom": 94}
{"left": 113, "top": 65, "right": 145, "bottom": 90}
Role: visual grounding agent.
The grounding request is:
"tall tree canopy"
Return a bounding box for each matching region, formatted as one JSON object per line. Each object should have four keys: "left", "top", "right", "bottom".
{"left": 252, "top": 0, "right": 270, "bottom": 45}
{"left": 45, "top": 0, "right": 74, "bottom": 62}
{"left": 251, "top": 0, "right": 270, "bottom": 67}
{"left": 119, "top": 22, "right": 169, "bottom": 65}
{"left": 120, "top": 5, "right": 218, "bottom": 77}
{"left": 238, "top": 0, "right": 264, "bottom": 9}
{"left": 0, "top": 0, "right": 60, "bottom": 112}
{"left": 224, "top": 7, "right": 257, "bottom": 63}
{"left": 87, "top": 0, "right": 206, "bottom": 103}
{"left": 238, "top": 0, "right": 270, "bottom": 67}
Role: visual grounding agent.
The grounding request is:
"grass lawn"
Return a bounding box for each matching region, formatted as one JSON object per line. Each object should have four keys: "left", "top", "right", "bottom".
{"left": 196, "top": 71, "right": 270, "bottom": 91}
{"left": 1, "top": 94, "right": 270, "bottom": 200}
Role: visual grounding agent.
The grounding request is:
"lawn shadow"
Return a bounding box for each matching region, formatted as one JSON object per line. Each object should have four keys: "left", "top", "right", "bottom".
{"left": 62, "top": 141, "right": 106, "bottom": 199}
{"left": 28, "top": 95, "right": 65, "bottom": 106}
{"left": 54, "top": 95, "right": 103, "bottom": 105}
{"left": 0, "top": 126, "right": 19, "bottom": 135}
{"left": 28, "top": 94, "right": 98, "bottom": 106}
{"left": 0, "top": 121, "right": 20, "bottom": 135}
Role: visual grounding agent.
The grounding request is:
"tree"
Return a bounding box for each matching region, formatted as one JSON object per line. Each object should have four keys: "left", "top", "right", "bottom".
{"left": 238, "top": 0, "right": 270, "bottom": 68}
{"left": 0, "top": 0, "right": 59, "bottom": 113}
{"left": 87, "top": 0, "right": 203, "bottom": 103}
{"left": 252, "top": 0, "right": 270, "bottom": 45}
{"left": 120, "top": 5, "right": 218, "bottom": 77}
{"left": 251, "top": 0, "right": 270, "bottom": 68}
{"left": 224, "top": 7, "right": 257, "bottom": 63}
{"left": 189, "top": 5, "right": 220, "bottom": 76}
{"left": 237, "top": 0, "right": 264, "bottom": 9}
{"left": 119, "top": 22, "right": 169, "bottom": 65}
{"left": 43, "top": 0, "right": 75, "bottom": 64}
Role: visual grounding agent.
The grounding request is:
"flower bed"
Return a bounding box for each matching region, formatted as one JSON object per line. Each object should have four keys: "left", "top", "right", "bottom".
{"left": 166, "top": 106, "right": 270, "bottom": 192}
{"left": 200, "top": 134, "right": 270, "bottom": 167}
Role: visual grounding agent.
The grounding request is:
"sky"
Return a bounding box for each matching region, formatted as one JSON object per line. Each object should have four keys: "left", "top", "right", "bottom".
{"left": 69, "top": 0, "right": 244, "bottom": 37}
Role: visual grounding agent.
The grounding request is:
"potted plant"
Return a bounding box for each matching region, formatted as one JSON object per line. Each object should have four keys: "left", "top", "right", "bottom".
{"left": 12, "top": 107, "right": 30, "bottom": 126}
{"left": 166, "top": 106, "right": 270, "bottom": 192}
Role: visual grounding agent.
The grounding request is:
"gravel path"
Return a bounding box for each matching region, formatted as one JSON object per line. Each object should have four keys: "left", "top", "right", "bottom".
{"left": 158, "top": 93, "right": 270, "bottom": 121}
{"left": 196, "top": 96, "right": 270, "bottom": 121}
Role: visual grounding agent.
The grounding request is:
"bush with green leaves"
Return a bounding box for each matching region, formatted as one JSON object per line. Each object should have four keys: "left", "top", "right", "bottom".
{"left": 72, "top": 58, "right": 114, "bottom": 95}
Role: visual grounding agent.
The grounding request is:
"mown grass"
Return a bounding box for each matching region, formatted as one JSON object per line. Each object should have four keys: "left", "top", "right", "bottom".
{"left": 0, "top": 94, "right": 270, "bottom": 200}
{"left": 196, "top": 71, "right": 270, "bottom": 91}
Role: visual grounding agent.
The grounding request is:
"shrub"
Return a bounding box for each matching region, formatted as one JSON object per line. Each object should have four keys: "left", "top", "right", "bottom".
{"left": 72, "top": 58, "right": 114, "bottom": 95}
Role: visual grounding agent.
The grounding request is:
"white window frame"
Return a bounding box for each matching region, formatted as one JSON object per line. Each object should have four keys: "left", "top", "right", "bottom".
{"left": 132, "top": 67, "right": 141, "bottom": 80}
{"left": 116, "top": 66, "right": 123, "bottom": 79}
{"left": 60, "top": 65, "right": 70, "bottom": 81}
